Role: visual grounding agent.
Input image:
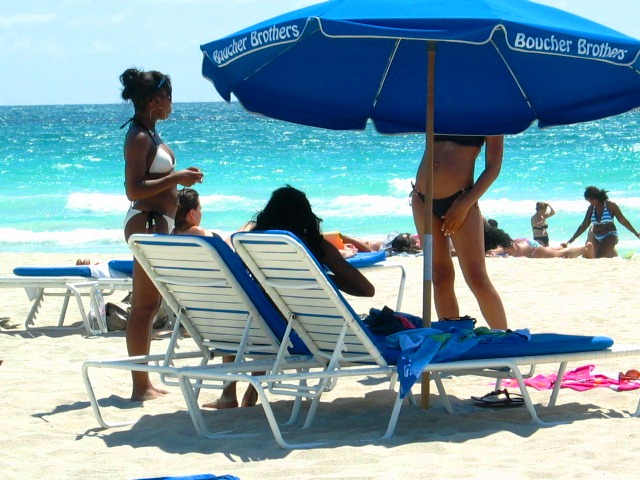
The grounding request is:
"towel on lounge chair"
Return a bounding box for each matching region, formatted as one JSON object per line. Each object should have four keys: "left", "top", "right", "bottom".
{"left": 386, "top": 326, "right": 532, "bottom": 397}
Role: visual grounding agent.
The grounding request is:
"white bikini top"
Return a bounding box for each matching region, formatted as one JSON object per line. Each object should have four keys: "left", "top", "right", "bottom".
{"left": 149, "top": 145, "right": 174, "bottom": 174}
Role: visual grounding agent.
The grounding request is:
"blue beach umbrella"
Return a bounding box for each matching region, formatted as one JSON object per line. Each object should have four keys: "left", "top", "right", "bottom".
{"left": 200, "top": 0, "right": 640, "bottom": 330}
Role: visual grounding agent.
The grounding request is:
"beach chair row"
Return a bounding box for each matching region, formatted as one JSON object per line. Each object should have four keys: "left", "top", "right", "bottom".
{"left": 82, "top": 232, "right": 640, "bottom": 449}
{"left": 0, "top": 262, "right": 132, "bottom": 335}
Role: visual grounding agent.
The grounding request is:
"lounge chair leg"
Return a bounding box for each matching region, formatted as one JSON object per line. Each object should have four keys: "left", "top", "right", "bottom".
{"left": 383, "top": 393, "right": 405, "bottom": 439}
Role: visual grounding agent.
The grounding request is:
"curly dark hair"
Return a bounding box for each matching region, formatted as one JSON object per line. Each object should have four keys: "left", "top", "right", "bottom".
{"left": 483, "top": 225, "right": 514, "bottom": 252}
{"left": 120, "top": 68, "right": 172, "bottom": 110}
{"left": 252, "top": 185, "right": 325, "bottom": 260}
{"left": 584, "top": 186, "right": 609, "bottom": 202}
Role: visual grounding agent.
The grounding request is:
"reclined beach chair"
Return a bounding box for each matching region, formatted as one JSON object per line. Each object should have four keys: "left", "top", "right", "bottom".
{"left": 82, "top": 234, "right": 314, "bottom": 430}
{"left": 216, "top": 230, "right": 640, "bottom": 448}
{"left": 180, "top": 230, "right": 406, "bottom": 448}
{"left": 0, "top": 261, "right": 132, "bottom": 335}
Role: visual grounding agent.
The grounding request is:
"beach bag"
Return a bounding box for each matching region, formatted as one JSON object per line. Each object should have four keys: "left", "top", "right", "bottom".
{"left": 105, "top": 301, "right": 129, "bottom": 331}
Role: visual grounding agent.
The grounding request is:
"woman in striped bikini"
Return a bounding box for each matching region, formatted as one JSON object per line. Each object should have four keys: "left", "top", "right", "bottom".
{"left": 567, "top": 186, "right": 640, "bottom": 258}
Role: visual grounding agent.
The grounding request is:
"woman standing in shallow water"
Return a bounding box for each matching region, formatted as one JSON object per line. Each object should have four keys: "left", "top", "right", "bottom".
{"left": 411, "top": 135, "right": 507, "bottom": 330}
{"left": 120, "top": 68, "right": 203, "bottom": 401}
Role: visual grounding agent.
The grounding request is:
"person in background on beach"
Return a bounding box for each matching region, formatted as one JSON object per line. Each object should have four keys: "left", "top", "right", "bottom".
{"left": 204, "top": 185, "right": 375, "bottom": 410}
{"left": 324, "top": 231, "right": 421, "bottom": 258}
{"left": 567, "top": 186, "right": 640, "bottom": 258}
{"left": 531, "top": 202, "right": 555, "bottom": 246}
{"left": 485, "top": 225, "right": 594, "bottom": 258}
{"left": 173, "top": 188, "right": 218, "bottom": 238}
{"left": 411, "top": 135, "right": 507, "bottom": 330}
{"left": 120, "top": 68, "right": 204, "bottom": 402}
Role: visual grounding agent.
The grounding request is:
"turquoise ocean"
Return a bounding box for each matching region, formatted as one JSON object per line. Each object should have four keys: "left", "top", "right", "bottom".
{"left": 1, "top": 102, "right": 639, "bottom": 255}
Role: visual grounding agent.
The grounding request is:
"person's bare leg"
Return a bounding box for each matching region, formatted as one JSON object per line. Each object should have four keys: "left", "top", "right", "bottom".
{"left": 339, "top": 234, "right": 374, "bottom": 252}
{"left": 597, "top": 235, "right": 618, "bottom": 258}
{"left": 432, "top": 219, "right": 460, "bottom": 319}
{"left": 202, "top": 356, "right": 240, "bottom": 409}
{"left": 412, "top": 186, "right": 459, "bottom": 320}
{"left": 582, "top": 242, "right": 595, "bottom": 258}
{"left": 127, "top": 260, "right": 168, "bottom": 401}
{"left": 241, "top": 385, "right": 258, "bottom": 407}
{"left": 452, "top": 206, "right": 507, "bottom": 330}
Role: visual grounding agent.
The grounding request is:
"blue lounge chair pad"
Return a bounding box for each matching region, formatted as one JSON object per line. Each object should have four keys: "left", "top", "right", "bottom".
{"left": 108, "top": 259, "right": 133, "bottom": 276}
{"left": 346, "top": 251, "right": 386, "bottom": 268}
{"left": 13, "top": 266, "right": 94, "bottom": 277}
{"left": 14, "top": 261, "right": 133, "bottom": 279}
{"left": 375, "top": 332, "right": 614, "bottom": 365}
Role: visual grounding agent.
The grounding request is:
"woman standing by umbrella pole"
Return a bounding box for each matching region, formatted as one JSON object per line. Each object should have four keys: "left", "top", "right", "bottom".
{"left": 411, "top": 135, "right": 507, "bottom": 330}
{"left": 120, "top": 68, "right": 204, "bottom": 401}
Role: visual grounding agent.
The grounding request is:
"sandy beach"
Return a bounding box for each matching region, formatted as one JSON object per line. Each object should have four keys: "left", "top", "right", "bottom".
{"left": 1, "top": 252, "right": 639, "bottom": 480}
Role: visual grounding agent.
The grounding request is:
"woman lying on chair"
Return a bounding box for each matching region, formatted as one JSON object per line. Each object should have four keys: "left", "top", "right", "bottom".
{"left": 186, "top": 185, "right": 375, "bottom": 410}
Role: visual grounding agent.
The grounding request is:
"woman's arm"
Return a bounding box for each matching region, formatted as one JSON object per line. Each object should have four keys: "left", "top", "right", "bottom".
{"left": 545, "top": 204, "right": 556, "bottom": 218}
{"left": 567, "top": 207, "right": 593, "bottom": 243}
{"left": 609, "top": 201, "right": 640, "bottom": 238}
{"left": 321, "top": 240, "right": 374, "bottom": 297}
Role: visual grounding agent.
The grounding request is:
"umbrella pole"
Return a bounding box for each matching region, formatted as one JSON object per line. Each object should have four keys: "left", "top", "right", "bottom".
{"left": 420, "top": 41, "right": 436, "bottom": 409}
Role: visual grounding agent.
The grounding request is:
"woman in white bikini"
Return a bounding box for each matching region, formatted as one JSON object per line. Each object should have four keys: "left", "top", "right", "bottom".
{"left": 120, "top": 68, "right": 204, "bottom": 401}
{"left": 567, "top": 186, "right": 640, "bottom": 258}
{"left": 411, "top": 135, "right": 507, "bottom": 330}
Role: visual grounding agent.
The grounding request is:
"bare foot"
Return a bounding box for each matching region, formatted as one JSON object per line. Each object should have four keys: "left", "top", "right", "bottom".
{"left": 202, "top": 397, "right": 239, "bottom": 409}
{"left": 131, "top": 386, "right": 168, "bottom": 402}
{"left": 240, "top": 386, "right": 258, "bottom": 408}
{"left": 583, "top": 242, "right": 595, "bottom": 259}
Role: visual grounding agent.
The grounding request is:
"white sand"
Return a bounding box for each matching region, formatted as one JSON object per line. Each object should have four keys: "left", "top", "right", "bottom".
{"left": 1, "top": 252, "right": 639, "bottom": 479}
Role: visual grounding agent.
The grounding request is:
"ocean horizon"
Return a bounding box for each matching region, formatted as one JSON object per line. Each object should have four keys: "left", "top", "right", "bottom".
{"left": 1, "top": 102, "right": 639, "bottom": 256}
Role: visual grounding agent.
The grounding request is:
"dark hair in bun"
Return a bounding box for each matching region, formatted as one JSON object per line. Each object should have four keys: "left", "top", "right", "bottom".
{"left": 120, "top": 68, "right": 171, "bottom": 110}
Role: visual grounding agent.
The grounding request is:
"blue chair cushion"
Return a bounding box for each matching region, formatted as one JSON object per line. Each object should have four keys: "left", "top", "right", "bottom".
{"left": 375, "top": 332, "right": 614, "bottom": 365}
{"left": 13, "top": 266, "right": 94, "bottom": 277}
{"left": 346, "top": 251, "right": 386, "bottom": 268}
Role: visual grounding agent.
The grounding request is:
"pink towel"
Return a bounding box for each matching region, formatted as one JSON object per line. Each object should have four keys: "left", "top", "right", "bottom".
{"left": 502, "top": 364, "right": 640, "bottom": 392}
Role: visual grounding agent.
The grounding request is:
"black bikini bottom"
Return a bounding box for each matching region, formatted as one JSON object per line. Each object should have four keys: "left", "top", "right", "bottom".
{"left": 411, "top": 183, "right": 471, "bottom": 219}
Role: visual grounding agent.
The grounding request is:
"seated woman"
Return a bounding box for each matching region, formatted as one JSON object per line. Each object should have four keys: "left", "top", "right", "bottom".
{"left": 249, "top": 185, "right": 375, "bottom": 297}
{"left": 485, "top": 225, "right": 594, "bottom": 258}
{"left": 190, "top": 186, "right": 375, "bottom": 410}
{"left": 173, "top": 188, "right": 218, "bottom": 237}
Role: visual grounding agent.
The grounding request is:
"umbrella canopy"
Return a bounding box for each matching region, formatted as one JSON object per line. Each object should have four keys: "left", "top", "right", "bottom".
{"left": 200, "top": 1, "right": 640, "bottom": 361}
{"left": 201, "top": 0, "right": 640, "bottom": 136}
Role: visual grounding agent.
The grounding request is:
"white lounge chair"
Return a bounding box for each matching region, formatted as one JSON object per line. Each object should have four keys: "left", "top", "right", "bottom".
{"left": 221, "top": 230, "right": 640, "bottom": 448}
{"left": 82, "top": 234, "right": 314, "bottom": 430}
{"left": 0, "top": 262, "right": 132, "bottom": 335}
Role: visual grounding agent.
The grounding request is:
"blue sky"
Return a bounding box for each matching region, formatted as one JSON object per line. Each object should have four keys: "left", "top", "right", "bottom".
{"left": 1, "top": 0, "right": 638, "bottom": 106}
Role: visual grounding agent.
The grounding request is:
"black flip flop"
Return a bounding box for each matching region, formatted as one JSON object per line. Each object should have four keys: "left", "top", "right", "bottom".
{"left": 471, "top": 389, "right": 525, "bottom": 408}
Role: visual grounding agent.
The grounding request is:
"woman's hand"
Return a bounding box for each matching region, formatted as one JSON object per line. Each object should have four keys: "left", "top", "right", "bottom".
{"left": 176, "top": 167, "right": 204, "bottom": 187}
{"left": 441, "top": 194, "right": 471, "bottom": 236}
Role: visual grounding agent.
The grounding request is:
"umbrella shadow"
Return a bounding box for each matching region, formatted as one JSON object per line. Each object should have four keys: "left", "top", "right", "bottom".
{"left": 33, "top": 395, "right": 138, "bottom": 421}
{"left": 76, "top": 389, "right": 621, "bottom": 457}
